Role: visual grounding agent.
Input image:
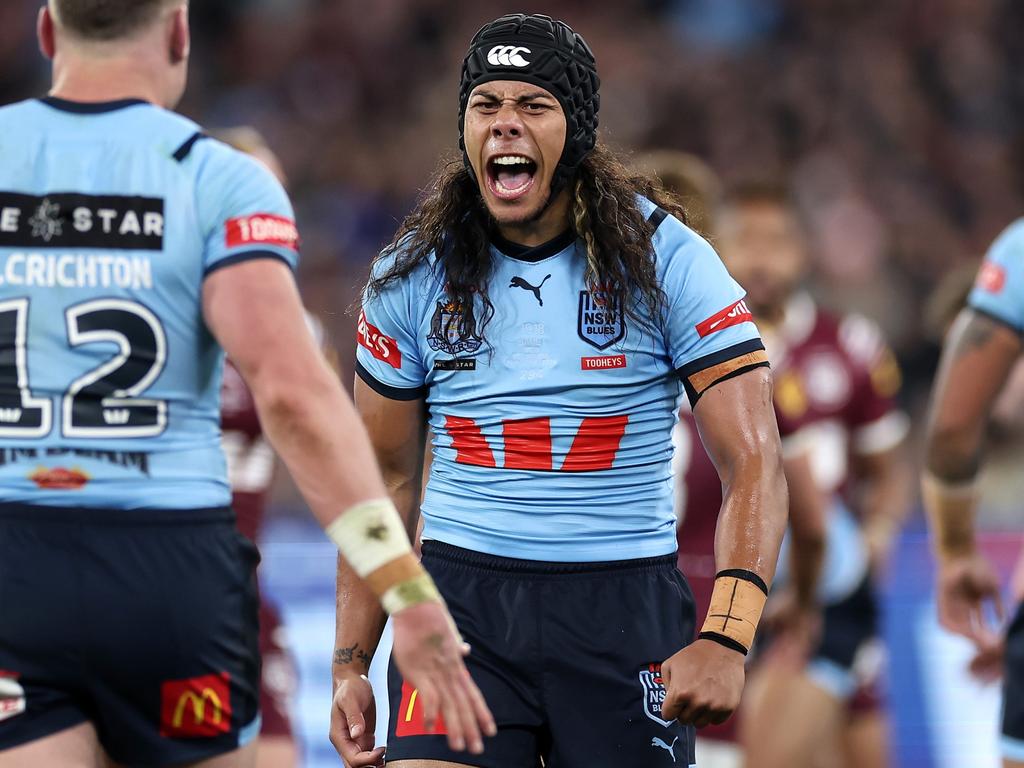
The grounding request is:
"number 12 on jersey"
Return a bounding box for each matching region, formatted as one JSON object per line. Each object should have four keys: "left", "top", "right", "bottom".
{"left": 0, "top": 297, "right": 168, "bottom": 439}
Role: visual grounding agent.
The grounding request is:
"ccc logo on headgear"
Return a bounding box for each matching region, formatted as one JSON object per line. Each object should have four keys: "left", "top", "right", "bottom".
{"left": 487, "top": 45, "right": 531, "bottom": 68}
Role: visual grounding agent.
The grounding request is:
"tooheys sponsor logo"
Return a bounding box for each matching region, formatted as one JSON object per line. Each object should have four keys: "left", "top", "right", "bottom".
{"left": 581, "top": 354, "right": 626, "bottom": 370}
{"left": 977, "top": 260, "right": 1006, "bottom": 294}
{"left": 357, "top": 310, "right": 402, "bottom": 369}
{"left": 160, "top": 672, "right": 232, "bottom": 738}
{"left": 225, "top": 213, "right": 299, "bottom": 251}
{"left": 695, "top": 298, "right": 753, "bottom": 338}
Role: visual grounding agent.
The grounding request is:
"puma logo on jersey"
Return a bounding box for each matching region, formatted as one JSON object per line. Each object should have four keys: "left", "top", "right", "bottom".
{"left": 695, "top": 298, "right": 753, "bottom": 338}
{"left": 510, "top": 274, "right": 551, "bottom": 306}
{"left": 487, "top": 45, "right": 531, "bottom": 67}
{"left": 651, "top": 736, "right": 678, "bottom": 762}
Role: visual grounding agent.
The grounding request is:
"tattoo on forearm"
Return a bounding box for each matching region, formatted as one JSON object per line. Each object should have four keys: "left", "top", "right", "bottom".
{"left": 334, "top": 643, "right": 372, "bottom": 672}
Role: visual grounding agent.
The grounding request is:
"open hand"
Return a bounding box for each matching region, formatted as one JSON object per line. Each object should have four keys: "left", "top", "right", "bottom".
{"left": 330, "top": 673, "right": 385, "bottom": 768}
{"left": 390, "top": 601, "right": 496, "bottom": 754}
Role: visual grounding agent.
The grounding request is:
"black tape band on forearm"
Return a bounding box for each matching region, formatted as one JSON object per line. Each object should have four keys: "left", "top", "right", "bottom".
{"left": 698, "top": 631, "right": 749, "bottom": 656}
{"left": 715, "top": 568, "right": 769, "bottom": 596}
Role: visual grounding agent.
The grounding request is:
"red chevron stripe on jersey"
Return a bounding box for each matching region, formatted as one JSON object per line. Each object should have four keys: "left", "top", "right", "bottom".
{"left": 446, "top": 414, "right": 628, "bottom": 471}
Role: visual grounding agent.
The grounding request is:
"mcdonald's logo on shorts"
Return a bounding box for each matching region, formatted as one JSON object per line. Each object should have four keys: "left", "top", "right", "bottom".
{"left": 395, "top": 681, "right": 447, "bottom": 737}
{"left": 160, "top": 672, "right": 232, "bottom": 738}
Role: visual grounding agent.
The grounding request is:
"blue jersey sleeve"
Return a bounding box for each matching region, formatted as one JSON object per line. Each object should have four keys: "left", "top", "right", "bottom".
{"left": 968, "top": 219, "right": 1024, "bottom": 333}
{"left": 355, "top": 253, "right": 428, "bottom": 400}
{"left": 194, "top": 141, "right": 299, "bottom": 275}
{"left": 653, "top": 209, "right": 767, "bottom": 405}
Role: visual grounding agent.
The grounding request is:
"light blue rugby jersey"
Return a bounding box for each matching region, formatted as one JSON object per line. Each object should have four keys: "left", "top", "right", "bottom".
{"left": 970, "top": 218, "right": 1024, "bottom": 333}
{"left": 0, "top": 97, "right": 298, "bottom": 509}
{"left": 356, "top": 200, "right": 768, "bottom": 561}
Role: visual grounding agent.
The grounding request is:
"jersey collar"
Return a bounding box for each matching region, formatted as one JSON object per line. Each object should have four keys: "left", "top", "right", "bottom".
{"left": 39, "top": 96, "right": 151, "bottom": 114}
{"left": 491, "top": 229, "right": 576, "bottom": 263}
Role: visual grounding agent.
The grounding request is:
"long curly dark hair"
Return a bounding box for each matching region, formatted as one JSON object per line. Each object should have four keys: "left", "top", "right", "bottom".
{"left": 363, "top": 141, "right": 688, "bottom": 341}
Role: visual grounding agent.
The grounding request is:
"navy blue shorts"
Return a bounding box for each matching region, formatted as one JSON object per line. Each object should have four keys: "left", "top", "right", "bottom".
{"left": 806, "top": 573, "right": 882, "bottom": 703}
{"left": 1001, "top": 601, "right": 1024, "bottom": 760}
{"left": 386, "top": 541, "right": 697, "bottom": 768}
{"left": 0, "top": 503, "right": 262, "bottom": 767}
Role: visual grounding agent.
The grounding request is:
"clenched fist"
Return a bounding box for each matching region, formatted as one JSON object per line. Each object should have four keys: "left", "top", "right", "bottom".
{"left": 660, "top": 639, "right": 745, "bottom": 728}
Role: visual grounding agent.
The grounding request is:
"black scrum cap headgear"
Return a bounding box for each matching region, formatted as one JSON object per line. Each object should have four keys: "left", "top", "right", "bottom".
{"left": 458, "top": 14, "right": 600, "bottom": 198}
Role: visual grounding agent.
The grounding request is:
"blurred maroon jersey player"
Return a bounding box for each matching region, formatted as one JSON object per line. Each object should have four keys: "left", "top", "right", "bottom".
{"left": 214, "top": 126, "right": 307, "bottom": 768}
{"left": 717, "top": 182, "right": 910, "bottom": 768}
{"left": 221, "top": 358, "right": 299, "bottom": 757}
{"left": 768, "top": 292, "right": 906, "bottom": 509}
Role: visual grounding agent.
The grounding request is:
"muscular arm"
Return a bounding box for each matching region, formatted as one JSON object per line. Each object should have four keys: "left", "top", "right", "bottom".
{"left": 661, "top": 366, "right": 788, "bottom": 726}
{"left": 333, "top": 381, "right": 428, "bottom": 682}
{"left": 924, "top": 309, "right": 1021, "bottom": 556}
{"left": 694, "top": 367, "right": 789, "bottom": 586}
{"left": 204, "top": 260, "right": 388, "bottom": 525}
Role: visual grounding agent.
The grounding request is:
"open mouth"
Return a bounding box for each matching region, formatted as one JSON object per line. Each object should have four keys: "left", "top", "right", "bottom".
{"left": 486, "top": 155, "right": 538, "bottom": 201}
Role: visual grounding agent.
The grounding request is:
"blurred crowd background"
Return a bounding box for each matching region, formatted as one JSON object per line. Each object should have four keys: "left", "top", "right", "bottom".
{"left": 6, "top": 0, "right": 1024, "bottom": 764}
{"left": 6, "top": 0, "right": 1024, "bottom": 417}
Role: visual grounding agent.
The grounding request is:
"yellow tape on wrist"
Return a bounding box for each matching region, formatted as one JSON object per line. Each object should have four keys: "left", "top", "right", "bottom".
{"left": 921, "top": 471, "right": 980, "bottom": 562}
{"left": 699, "top": 571, "right": 769, "bottom": 655}
{"left": 381, "top": 572, "right": 444, "bottom": 614}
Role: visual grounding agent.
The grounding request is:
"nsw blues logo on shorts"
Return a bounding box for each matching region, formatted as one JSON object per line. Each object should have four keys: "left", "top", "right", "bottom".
{"left": 639, "top": 663, "right": 672, "bottom": 728}
{"left": 0, "top": 671, "right": 26, "bottom": 723}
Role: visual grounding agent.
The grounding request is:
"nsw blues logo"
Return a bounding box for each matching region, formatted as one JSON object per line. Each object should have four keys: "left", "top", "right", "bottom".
{"left": 639, "top": 663, "right": 672, "bottom": 728}
{"left": 578, "top": 289, "right": 625, "bottom": 350}
{"left": 427, "top": 299, "right": 482, "bottom": 356}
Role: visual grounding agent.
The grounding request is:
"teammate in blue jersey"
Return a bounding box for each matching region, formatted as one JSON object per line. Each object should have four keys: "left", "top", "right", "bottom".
{"left": 924, "top": 219, "right": 1024, "bottom": 768}
{"left": 0, "top": 2, "right": 493, "bottom": 766}
{"left": 331, "top": 14, "right": 788, "bottom": 768}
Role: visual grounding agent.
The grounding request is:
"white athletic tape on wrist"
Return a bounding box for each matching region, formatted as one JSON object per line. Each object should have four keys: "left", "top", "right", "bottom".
{"left": 325, "top": 498, "right": 413, "bottom": 578}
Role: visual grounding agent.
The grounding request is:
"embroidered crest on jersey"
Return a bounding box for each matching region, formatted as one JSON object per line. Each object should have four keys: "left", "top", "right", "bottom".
{"left": 578, "top": 289, "right": 624, "bottom": 350}
{"left": 639, "top": 663, "right": 672, "bottom": 728}
{"left": 696, "top": 298, "right": 752, "bottom": 338}
{"left": 427, "top": 300, "right": 482, "bottom": 355}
